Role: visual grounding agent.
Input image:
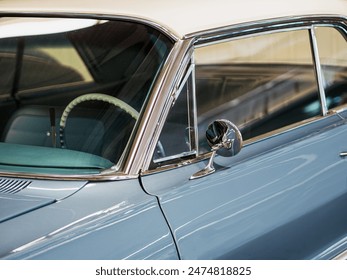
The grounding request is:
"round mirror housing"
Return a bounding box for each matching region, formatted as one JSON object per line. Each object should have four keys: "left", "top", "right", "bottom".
{"left": 190, "top": 119, "right": 243, "bottom": 180}
{"left": 206, "top": 119, "right": 243, "bottom": 157}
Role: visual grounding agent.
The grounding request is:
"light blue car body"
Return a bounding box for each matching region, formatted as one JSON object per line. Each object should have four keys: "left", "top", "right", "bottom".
{"left": 2, "top": 113, "right": 347, "bottom": 259}
{"left": 0, "top": 1, "right": 347, "bottom": 260}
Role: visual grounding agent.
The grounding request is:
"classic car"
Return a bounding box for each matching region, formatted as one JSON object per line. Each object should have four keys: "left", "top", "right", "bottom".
{"left": 0, "top": 0, "right": 347, "bottom": 260}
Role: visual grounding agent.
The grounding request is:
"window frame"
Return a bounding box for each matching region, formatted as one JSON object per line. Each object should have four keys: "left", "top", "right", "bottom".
{"left": 151, "top": 63, "right": 198, "bottom": 167}
{"left": 144, "top": 17, "right": 347, "bottom": 174}
{"left": 313, "top": 24, "right": 347, "bottom": 113}
{"left": 0, "top": 15, "right": 176, "bottom": 180}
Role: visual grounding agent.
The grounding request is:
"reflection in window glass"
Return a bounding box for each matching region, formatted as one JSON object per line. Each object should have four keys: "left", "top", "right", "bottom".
{"left": 315, "top": 26, "right": 347, "bottom": 110}
{"left": 195, "top": 30, "right": 320, "bottom": 153}
{"left": 19, "top": 34, "right": 87, "bottom": 93}
{"left": 38, "top": 47, "right": 93, "bottom": 82}
{"left": 0, "top": 17, "right": 173, "bottom": 175}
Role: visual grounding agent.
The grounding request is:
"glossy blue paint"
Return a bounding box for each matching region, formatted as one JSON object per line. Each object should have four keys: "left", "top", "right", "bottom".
{"left": 142, "top": 114, "right": 347, "bottom": 259}
{"left": 0, "top": 179, "right": 87, "bottom": 223}
{"left": 1, "top": 179, "right": 178, "bottom": 259}
{"left": 0, "top": 194, "right": 54, "bottom": 223}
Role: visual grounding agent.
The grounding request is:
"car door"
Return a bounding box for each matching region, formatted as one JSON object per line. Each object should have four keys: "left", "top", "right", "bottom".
{"left": 141, "top": 21, "right": 347, "bottom": 259}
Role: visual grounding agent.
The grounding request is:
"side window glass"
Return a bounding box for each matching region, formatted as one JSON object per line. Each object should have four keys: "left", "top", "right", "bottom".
{"left": 195, "top": 30, "right": 320, "bottom": 153}
{"left": 315, "top": 26, "right": 347, "bottom": 109}
{"left": 152, "top": 68, "right": 196, "bottom": 165}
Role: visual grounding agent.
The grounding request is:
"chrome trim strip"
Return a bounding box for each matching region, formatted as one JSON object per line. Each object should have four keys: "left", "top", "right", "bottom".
{"left": 141, "top": 153, "right": 211, "bottom": 176}
{"left": 185, "top": 15, "right": 347, "bottom": 44}
{"left": 191, "top": 53, "right": 199, "bottom": 157}
{"left": 151, "top": 63, "right": 198, "bottom": 165}
{"left": 309, "top": 26, "right": 328, "bottom": 116}
{"left": 153, "top": 151, "right": 196, "bottom": 164}
{"left": 0, "top": 171, "right": 138, "bottom": 181}
{"left": 124, "top": 38, "right": 195, "bottom": 174}
{"left": 175, "top": 63, "right": 195, "bottom": 99}
{"left": 194, "top": 26, "right": 313, "bottom": 49}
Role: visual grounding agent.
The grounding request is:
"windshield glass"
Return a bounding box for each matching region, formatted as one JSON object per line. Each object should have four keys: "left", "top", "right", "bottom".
{"left": 0, "top": 17, "right": 173, "bottom": 175}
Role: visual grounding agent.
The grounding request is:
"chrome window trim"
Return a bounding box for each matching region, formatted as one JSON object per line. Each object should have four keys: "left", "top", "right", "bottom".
{"left": 175, "top": 63, "right": 195, "bottom": 100}
{"left": 141, "top": 153, "right": 210, "bottom": 176}
{"left": 0, "top": 171, "right": 139, "bottom": 182}
{"left": 309, "top": 26, "right": 328, "bottom": 116}
{"left": 143, "top": 16, "right": 347, "bottom": 176}
{"left": 124, "top": 39, "right": 195, "bottom": 175}
{"left": 0, "top": 12, "right": 179, "bottom": 182}
{"left": 153, "top": 151, "right": 197, "bottom": 164}
{"left": 308, "top": 23, "right": 347, "bottom": 118}
{"left": 151, "top": 63, "right": 198, "bottom": 165}
{"left": 185, "top": 15, "right": 347, "bottom": 43}
{"left": 193, "top": 25, "right": 312, "bottom": 49}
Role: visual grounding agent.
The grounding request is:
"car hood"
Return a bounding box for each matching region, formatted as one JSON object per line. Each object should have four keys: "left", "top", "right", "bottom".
{"left": 0, "top": 177, "right": 87, "bottom": 223}
{"left": 0, "top": 194, "right": 54, "bottom": 223}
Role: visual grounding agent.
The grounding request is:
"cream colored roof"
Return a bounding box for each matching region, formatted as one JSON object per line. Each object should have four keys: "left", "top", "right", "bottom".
{"left": 0, "top": 0, "right": 346, "bottom": 38}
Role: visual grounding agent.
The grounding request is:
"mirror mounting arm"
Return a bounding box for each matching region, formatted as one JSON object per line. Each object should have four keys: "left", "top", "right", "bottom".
{"left": 190, "top": 150, "right": 217, "bottom": 180}
{"left": 190, "top": 120, "right": 242, "bottom": 180}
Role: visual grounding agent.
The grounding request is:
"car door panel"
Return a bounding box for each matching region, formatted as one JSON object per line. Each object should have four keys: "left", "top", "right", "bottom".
{"left": 141, "top": 115, "right": 347, "bottom": 259}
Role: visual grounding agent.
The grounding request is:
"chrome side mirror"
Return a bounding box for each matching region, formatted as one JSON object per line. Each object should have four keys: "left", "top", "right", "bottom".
{"left": 190, "top": 119, "right": 243, "bottom": 179}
